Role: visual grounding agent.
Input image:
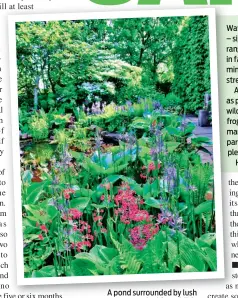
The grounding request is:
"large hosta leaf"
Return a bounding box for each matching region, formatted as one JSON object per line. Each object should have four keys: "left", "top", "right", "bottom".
{"left": 24, "top": 204, "right": 58, "bottom": 223}
{"left": 69, "top": 259, "right": 98, "bottom": 276}
{"left": 199, "top": 233, "right": 216, "bottom": 247}
{"left": 70, "top": 197, "right": 91, "bottom": 211}
{"left": 24, "top": 180, "right": 51, "bottom": 204}
{"left": 178, "top": 233, "right": 207, "bottom": 272}
{"left": 90, "top": 245, "right": 118, "bottom": 264}
{"left": 202, "top": 247, "right": 217, "bottom": 271}
{"left": 32, "top": 266, "right": 57, "bottom": 278}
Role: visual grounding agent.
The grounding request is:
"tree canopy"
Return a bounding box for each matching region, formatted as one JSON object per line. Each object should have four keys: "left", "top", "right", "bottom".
{"left": 16, "top": 16, "right": 210, "bottom": 113}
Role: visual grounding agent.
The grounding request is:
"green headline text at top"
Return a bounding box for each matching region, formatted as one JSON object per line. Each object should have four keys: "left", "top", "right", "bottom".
{"left": 90, "top": 0, "right": 231, "bottom": 5}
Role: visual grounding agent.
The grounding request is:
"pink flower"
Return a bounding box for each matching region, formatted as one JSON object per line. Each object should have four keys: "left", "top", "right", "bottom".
{"left": 75, "top": 240, "right": 92, "bottom": 252}
{"left": 62, "top": 209, "right": 82, "bottom": 221}
{"left": 104, "top": 183, "right": 111, "bottom": 190}
{"left": 38, "top": 234, "right": 44, "bottom": 240}
{"left": 40, "top": 225, "right": 48, "bottom": 233}
{"left": 78, "top": 220, "right": 91, "bottom": 232}
{"left": 129, "top": 224, "right": 159, "bottom": 250}
{"left": 93, "top": 215, "right": 103, "bottom": 222}
{"left": 63, "top": 188, "right": 75, "bottom": 199}
{"left": 140, "top": 173, "right": 147, "bottom": 180}
{"left": 70, "top": 209, "right": 82, "bottom": 220}
{"left": 85, "top": 234, "right": 94, "bottom": 241}
{"left": 100, "top": 195, "right": 110, "bottom": 202}
{"left": 114, "top": 184, "right": 150, "bottom": 224}
{"left": 148, "top": 162, "right": 161, "bottom": 172}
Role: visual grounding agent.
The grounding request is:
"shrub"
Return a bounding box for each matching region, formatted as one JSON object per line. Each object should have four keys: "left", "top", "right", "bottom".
{"left": 28, "top": 110, "right": 49, "bottom": 141}
{"left": 160, "top": 93, "right": 183, "bottom": 113}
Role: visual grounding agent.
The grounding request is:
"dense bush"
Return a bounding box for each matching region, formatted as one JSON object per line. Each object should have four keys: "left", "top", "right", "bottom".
{"left": 28, "top": 110, "right": 49, "bottom": 140}
{"left": 172, "top": 16, "right": 210, "bottom": 113}
{"left": 160, "top": 93, "right": 183, "bottom": 114}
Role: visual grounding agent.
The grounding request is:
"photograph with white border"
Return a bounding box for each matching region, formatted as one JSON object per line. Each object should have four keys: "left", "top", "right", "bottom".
{"left": 8, "top": 8, "right": 224, "bottom": 285}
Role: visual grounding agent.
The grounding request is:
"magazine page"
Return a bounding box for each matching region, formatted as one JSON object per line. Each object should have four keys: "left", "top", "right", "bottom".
{"left": 0, "top": 0, "right": 237, "bottom": 297}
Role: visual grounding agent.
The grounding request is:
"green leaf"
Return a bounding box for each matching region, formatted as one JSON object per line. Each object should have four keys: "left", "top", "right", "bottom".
{"left": 164, "top": 141, "right": 180, "bottom": 153}
{"left": 25, "top": 181, "right": 50, "bottom": 204}
{"left": 184, "top": 123, "right": 195, "bottom": 135}
{"left": 32, "top": 266, "right": 56, "bottom": 278}
{"left": 82, "top": 157, "right": 105, "bottom": 175}
{"left": 165, "top": 126, "right": 181, "bottom": 137}
{"left": 199, "top": 233, "right": 216, "bottom": 247}
{"left": 90, "top": 245, "right": 118, "bottom": 264}
{"left": 24, "top": 204, "right": 58, "bottom": 223}
{"left": 74, "top": 188, "right": 93, "bottom": 198}
{"left": 195, "top": 201, "right": 214, "bottom": 215}
{"left": 182, "top": 265, "right": 199, "bottom": 272}
{"left": 197, "top": 146, "right": 213, "bottom": 156}
{"left": 178, "top": 233, "right": 206, "bottom": 272}
{"left": 70, "top": 150, "right": 83, "bottom": 160}
{"left": 144, "top": 197, "right": 164, "bottom": 209}
{"left": 102, "top": 175, "right": 121, "bottom": 184}
{"left": 69, "top": 258, "right": 98, "bottom": 276}
{"left": 192, "top": 137, "right": 212, "bottom": 145}
{"left": 70, "top": 197, "right": 91, "bottom": 211}
{"left": 104, "top": 163, "right": 128, "bottom": 175}
{"left": 104, "top": 256, "right": 123, "bottom": 275}
{"left": 202, "top": 247, "right": 217, "bottom": 271}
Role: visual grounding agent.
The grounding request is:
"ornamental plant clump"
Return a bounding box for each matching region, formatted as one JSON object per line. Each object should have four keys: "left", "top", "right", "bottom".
{"left": 21, "top": 102, "right": 216, "bottom": 277}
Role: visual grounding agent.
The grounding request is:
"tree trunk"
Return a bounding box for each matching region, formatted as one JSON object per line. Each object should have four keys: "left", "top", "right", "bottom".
{"left": 34, "top": 76, "right": 40, "bottom": 110}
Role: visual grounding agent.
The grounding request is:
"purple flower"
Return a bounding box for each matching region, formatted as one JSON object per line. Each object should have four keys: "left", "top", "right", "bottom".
{"left": 159, "top": 106, "right": 164, "bottom": 114}
{"left": 189, "top": 185, "right": 197, "bottom": 192}
{"left": 125, "top": 131, "right": 136, "bottom": 149}
{"left": 164, "top": 164, "right": 177, "bottom": 193}
{"left": 64, "top": 242, "right": 71, "bottom": 252}
{"left": 150, "top": 147, "right": 158, "bottom": 162}
{"left": 57, "top": 204, "right": 64, "bottom": 212}
{"left": 157, "top": 208, "right": 185, "bottom": 234}
{"left": 164, "top": 166, "right": 177, "bottom": 180}
{"left": 63, "top": 229, "right": 72, "bottom": 236}
{"left": 153, "top": 101, "right": 162, "bottom": 110}
{"left": 52, "top": 176, "right": 59, "bottom": 185}
{"left": 126, "top": 100, "right": 132, "bottom": 107}
{"left": 157, "top": 136, "right": 164, "bottom": 154}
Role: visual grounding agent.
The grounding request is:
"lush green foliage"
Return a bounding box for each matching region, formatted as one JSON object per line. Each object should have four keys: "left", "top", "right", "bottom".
{"left": 17, "top": 16, "right": 210, "bottom": 114}
{"left": 21, "top": 104, "right": 215, "bottom": 278}
{"left": 18, "top": 16, "right": 215, "bottom": 279}
{"left": 172, "top": 16, "right": 211, "bottom": 112}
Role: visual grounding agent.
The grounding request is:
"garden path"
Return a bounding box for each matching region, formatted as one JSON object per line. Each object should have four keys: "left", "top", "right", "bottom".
{"left": 185, "top": 115, "right": 213, "bottom": 164}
